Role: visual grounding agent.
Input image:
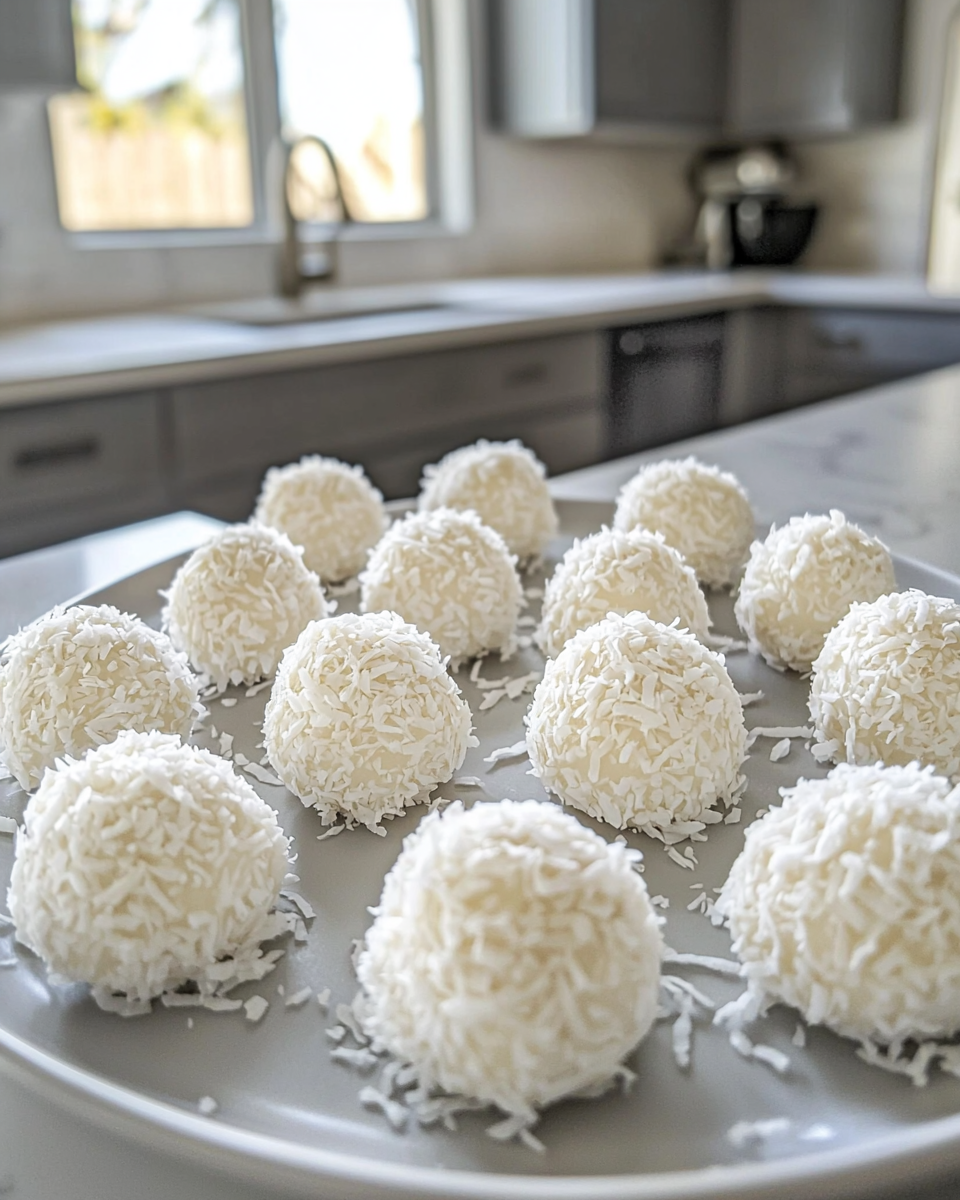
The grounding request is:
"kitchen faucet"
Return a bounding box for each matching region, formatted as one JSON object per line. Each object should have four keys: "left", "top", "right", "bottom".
{"left": 275, "top": 134, "right": 353, "bottom": 299}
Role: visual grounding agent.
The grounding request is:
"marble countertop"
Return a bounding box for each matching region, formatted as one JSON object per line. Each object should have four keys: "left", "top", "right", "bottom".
{"left": 3, "top": 270, "right": 960, "bottom": 409}
{"left": 3, "top": 364, "right": 960, "bottom": 1198}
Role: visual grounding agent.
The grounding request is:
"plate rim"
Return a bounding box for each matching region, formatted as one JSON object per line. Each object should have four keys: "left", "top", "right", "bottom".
{"left": 3, "top": 508, "right": 960, "bottom": 1200}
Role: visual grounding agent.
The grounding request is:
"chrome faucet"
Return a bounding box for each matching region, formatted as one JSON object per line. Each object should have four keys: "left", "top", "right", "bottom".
{"left": 275, "top": 134, "right": 353, "bottom": 299}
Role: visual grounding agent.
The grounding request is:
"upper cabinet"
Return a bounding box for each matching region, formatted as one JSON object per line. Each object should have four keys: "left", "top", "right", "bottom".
{"left": 489, "top": 0, "right": 903, "bottom": 141}
{"left": 728, "top": 0, "right": 904, "bottom": 137}
{"left": 489, "top": 0, "right": 728, "bottom": 139}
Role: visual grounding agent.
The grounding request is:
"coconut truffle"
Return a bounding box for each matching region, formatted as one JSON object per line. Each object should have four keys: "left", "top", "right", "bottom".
{"left": 717, "top": 762, "right": 960, "bottom": 1045}
{"left": 359, "top": 508, "right": 521, "bottom": 663}
{"left": 536, "top": 526, "right": 711, "bottom": 659}
{"left": 253, "top": 455, "right": 387, "bottom": 582}
{"left": 7, "top": 730, "right": 289, "bottom": 1003}
{"left": 418, "top": 439, "right": 558, "bottom": 559}
{"left": 809, "top": 590, "right": 960, "bottom": 776}
{"left": 0, "top": 605, "right": 202, "bottom": 792}
{"left": 263, "top": 611, "right": 474, "bottom": 829}
{"left": 356, "top": 799, "right": 663, "bottom": 1117}
{"left": 613, "top": 457, "right": 754, "bottom": 589}
{"left": 162, "top": 523, "right": 329, "bottom": 689}
{"left": 734, "top": 510, "right": 896, "bottom": 673}
{"left": 526, "top": 612, "right": 746, "bottom": 839}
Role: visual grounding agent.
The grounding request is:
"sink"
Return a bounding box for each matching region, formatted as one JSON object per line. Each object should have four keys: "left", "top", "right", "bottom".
{"left": 190, "top": 287, "right": 456, "bottom": 327}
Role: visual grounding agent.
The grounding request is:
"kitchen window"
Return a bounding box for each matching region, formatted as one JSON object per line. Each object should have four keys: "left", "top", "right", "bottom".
{"left": 46, "top": 0, "right": 435, "bottom": 235}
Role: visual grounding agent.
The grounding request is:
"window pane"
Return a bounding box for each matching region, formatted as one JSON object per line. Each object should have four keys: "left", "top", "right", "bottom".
{"left": 48, "top": 0, "right": 254, "bottom": 231}
{"left": 273, "top": 0, "right": 428, "bottom": 224}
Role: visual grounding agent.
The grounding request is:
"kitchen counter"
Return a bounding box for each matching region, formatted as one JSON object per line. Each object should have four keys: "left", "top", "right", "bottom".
{"left": 3, "top": 270, "right": 960, "bottom": 409}
{"left": 3, "top": 363, "right": 960, "bottom": 1199}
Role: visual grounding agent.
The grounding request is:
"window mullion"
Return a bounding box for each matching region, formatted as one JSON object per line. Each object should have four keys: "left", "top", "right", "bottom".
{"left": 239, "top": 0, "right": 282, "bottom": 233}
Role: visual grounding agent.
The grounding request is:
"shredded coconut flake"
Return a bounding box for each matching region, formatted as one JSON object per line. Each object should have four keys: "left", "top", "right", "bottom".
{"left": 527, "top": 613, "right": 746, "bottom": 837}
{"left": 613, "top": 457, "right": 754, "bottom": 589}
{"left": 536, "top": 527, "right": 711, "bottom": 659}
{"left": 264, "top": 612, "right": 473, "bottom": 830}
{"left": 734, "top": 510, "right": 895, "bottom": 672}
{"left": 254, "top": 455, "right": 387, "bottom": 582}
{"left": 356, "top": 800, "right": 662, "bottom": 1117}
{"left": 162, "top": 524, "right": 329, "bottom": 689}
{"left": 360, "top": 508, "right": 521, "bottom": 663}
{"left": 418, "top": 439, "right": 557, "bottom": 560}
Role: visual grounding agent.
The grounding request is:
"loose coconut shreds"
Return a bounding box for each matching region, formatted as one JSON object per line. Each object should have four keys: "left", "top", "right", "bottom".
{"left": 8, "top": 731, "right": 290, "bottom": 1003}
{"left": 733, "top": 510, "right": 896, "bottom": 673}
{"left": 356, "top": 799, "right": 663, "bottom": 1119}
{"left": 809, "top": 590, "right": 960, "bottom": 777}
{"left": 717, "top": 761, "right": 960, "bottom": 1045}
{"left": 359, "top": 508, "right": 522, "bottom": 663}
{"left": 417, "top": 439, "right": 558, "bottom": 560}
{"left": 162, "top": 523, "right": 329, "bottom": 689}
{"left": 612, "top": 457, "right": 754, "bottom": 590}
{"left": 264, "top": 611, "right": 474, "bottom": 829}
{"left": 526, "top": 613, "right": 747, "bottom": 839}
{"left": 253, "top": 455, "right": 388, "bottom": 582}
{"left": 536, "top": 527, "right": 711, "bottom": 659}
{"left": 0, "top": 605, "right": 203, "bottom": 792}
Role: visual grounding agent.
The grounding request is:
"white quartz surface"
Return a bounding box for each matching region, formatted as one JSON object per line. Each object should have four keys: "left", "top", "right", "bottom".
{"left": 3, "top": 366, "right": 960, "bottom": 1198}
{"left": 3, "top": 270, "right": 960, "bottom": 408}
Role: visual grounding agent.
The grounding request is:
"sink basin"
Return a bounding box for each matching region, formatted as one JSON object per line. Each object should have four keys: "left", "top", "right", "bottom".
{"left": 190, "top": 287, "right": 455, "bottom": 327}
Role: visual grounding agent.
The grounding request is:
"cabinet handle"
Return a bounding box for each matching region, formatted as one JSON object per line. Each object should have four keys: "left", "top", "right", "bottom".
{"left": 813, "top": 330, "right": 863, "bottom": 352}
{"left": 503, "top": 363, "right": 548, "bottom": 387}
{"left": 14, "top": 437, "right": 100, "bottom": 469}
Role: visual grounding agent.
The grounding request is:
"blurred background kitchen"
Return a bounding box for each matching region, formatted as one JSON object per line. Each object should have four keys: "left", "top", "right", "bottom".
{"left": 3, "top": 0, "right": 960, "bottom": 561}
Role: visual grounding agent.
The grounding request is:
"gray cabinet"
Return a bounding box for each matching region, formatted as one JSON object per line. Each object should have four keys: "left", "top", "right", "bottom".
{"left": 171, "top": 333, "right": 604, "bottom": 518}
{"left": 490, "top": 0, "right": 903, "bottom": 141}
{"left": 728, "top": 0, "right": 903, "bottom": 137}
{"left": 489, "top": 0, "right": 728, "bottom": 139}
{"left": 0, "top": 393, "right": 168, "bottom": 558}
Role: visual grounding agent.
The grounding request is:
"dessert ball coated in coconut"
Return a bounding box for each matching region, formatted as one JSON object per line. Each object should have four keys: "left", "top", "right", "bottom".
{"left": 7, "top": 731, "right": 290, "bottom": 1004}
{"left": 526, "top": 612, "right": 747, "bottom": 839}
{"left": 716, "top": 761, "right": 960, "bottom": 1045}
{"left": 536, "top": 526, "right": 711, "bottom": 659}
{"left": 263, "top": 611, "right": 475, "bottom": 830}
{"left": 734, "top": 509, "right": 896, "bottom": 673}
{"left": 359, "top": 508, "right": 521, "bottom": 663}
{"left": 810, "top": 590, "right": 960, "bottom": 776}
{"left": 162, "top": 523, "right": 329, "bottom": 689}
{"left": 356, "top": 799, "right": 663, "bottom": 1117}
{"left": 613, "top": 457, "right": 754, "bottom": 589}
{"left": 253, "top": 455, "right": 387, "bottom": 582}
{"left": 0, "top": 604, "right": 202, "bottom": 792}
{"left": 418, "top": 439, "right": 558, "bottom": 559}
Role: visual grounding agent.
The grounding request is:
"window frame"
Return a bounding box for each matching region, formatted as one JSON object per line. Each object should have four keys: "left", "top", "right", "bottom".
{"left": 51, "top": 0, "right": 471, "bottom": 248}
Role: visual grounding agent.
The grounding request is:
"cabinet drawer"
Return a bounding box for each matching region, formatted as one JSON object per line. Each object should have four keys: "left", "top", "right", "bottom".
{"left": 782, "top": 309, "right": 960, "bottom": 405}
{"left": 171, "top": 335, "right": 602, "bottom": 485}
{"left": 0, "top": 393, "right": 163, "bottom": 515}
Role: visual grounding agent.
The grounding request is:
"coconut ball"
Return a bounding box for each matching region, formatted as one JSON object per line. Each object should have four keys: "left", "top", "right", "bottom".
{"left": 0, "top": 604, "right": 202, "bottom": 792}
{"left": 418, "top": 439, "right": 558, "bottom": 559}
{"left": 253, "top": 455, "right": 387, "bottom": 582}
{"left": 356, "top": 799, "right": 663, "bottom": 1116}
{"left": 613, "top": 457, "right": 754, "bottom": 589}
{"left": 162, "top": 523, "right": 329, "bottom": 689}
{"left": 359, "top": 508, "right": 521, "bottom": 663}
{"left": 8, "top": 730, "right": 290, "bottom": 1003}
{"left": 717, "top": 762, "right": 960, "bottom": 1045}
{"left": 809, "top": 590, "right": 960, "bottom": 777}
{"left": 536, "top": 526, "right": 711, "bottom": 659}
{"left": 734, "top": 509, "right": 896, "bottom": 673}
{"left": 263, "top": 611, "right": 474, "bottom": 829}
{"left": 526, "top": 612, "right": 746, "bottom": 838}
